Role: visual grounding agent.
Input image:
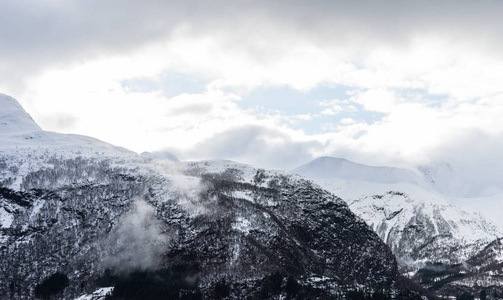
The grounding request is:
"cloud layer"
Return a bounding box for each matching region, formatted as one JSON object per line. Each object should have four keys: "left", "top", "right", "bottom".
{"left": 1, "top": 1, "right": 503, "bottom": 197}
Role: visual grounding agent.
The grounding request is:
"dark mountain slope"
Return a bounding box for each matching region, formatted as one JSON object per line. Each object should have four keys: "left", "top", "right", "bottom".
{"left": 0, "top": 157, "right": 416, "bottom": 299}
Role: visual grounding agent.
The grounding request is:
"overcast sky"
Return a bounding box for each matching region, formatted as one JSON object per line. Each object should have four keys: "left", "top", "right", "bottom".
{"left": 1, "top": 0, "right": 503, "bottom": 197}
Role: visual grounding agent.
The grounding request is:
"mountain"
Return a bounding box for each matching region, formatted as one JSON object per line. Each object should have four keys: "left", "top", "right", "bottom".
{"left": 455, "top": 193, "right": 503, "bottom": 231}
{"left": 346, "top": 183, "right": 500, "bottom": 267}
{"left": 293, "top": 156, "right": 503, "bottom": 297}
{"left": 293, "top": 157, "right": 425, "bottom": 186}
{"left": 0, "top": 95, "right": 425, "bottom": 299}
{"left": 0, "top": 94, "right": 41, "bottom": 133}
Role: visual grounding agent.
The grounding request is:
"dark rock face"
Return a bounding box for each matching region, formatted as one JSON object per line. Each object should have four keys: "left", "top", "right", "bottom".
{"left": 0, "top": 154, "right": 404, "bottom": 299}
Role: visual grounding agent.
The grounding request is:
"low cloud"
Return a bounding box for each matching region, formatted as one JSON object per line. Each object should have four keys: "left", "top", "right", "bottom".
{"left": 426, "top": 130, "right": 503, "bottom": 197}
{"left": 179, "top": 124, "right": 322, "bottom": 170}
{"left": 169, "top": 103, "right": 214, "bottom": 116}
{"left": 38, "top": 112, "right": 77, "bottom": 131}
{"left": 168, "top": 172, "right": 210, "bottom": 215}
{"left": 104, "top": 199, "right": 169, "bottom": 273}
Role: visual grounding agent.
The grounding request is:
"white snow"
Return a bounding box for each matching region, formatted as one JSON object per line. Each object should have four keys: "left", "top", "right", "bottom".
{"left": 0, "top": 207, "right": 13, "bottom": 228}
{"left": 232, "top": 216, "right": 252, "bottom": 234}
{"left": 314, "top": 178, "right": 502, "bottom": 240}
{"left": 73, "top": 287, "right": 113, "bottom": 300}
{"left": 321, "top": 178, "right": 500, "bottom": 260}
{"left": 181, "top": 159, "right": 306, "bottom": 189}
{"left": 30, "top": 199, "right": 45, "bottom": 220}
{"left": 295, "top": 156, "right": 503, "bottom": 217}
{"left": 231, "top": 190, "right": 254, "bottom": 202}
{"left": 0, "top": 94, "right": 42, "bottom": 134}
{"left": 230, "top": 241, "right": 241, "bottom": 265}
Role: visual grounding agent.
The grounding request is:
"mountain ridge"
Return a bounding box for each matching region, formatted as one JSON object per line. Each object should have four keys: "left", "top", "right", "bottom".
{"left": 293, "top": 156, "right": 426, "bottom": 187}
{"left": 0, "top": 96, "right": 425, "bottom": 299}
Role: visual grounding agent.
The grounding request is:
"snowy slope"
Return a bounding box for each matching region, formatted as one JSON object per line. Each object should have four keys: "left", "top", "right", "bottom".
{"left": 347, "top": 182, "right": 500, "bottom": 265}
{"left": 0, "top": 94, "right": 41, "bottom": 133}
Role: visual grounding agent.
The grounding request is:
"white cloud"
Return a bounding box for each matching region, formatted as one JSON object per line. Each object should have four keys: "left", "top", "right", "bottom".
{"left": 289, "top": 114, "right": 313, "bottom": 122}
{"left": 349, "top": 88, "right": 399, "bottom": 113}
{"left": 340, "top": 118, "right": 355, "bottom": 125}
{"left": 1, "top": 0, "right": 503, "bottom": 197}
{"left": 320, "top": 107, "right": 342, "bottom": 116}
{"left": 105, "top": 199, "right": 169, "bottom": 272}
{"left": 179, "top": 125, "right": 322, "bottom": 170}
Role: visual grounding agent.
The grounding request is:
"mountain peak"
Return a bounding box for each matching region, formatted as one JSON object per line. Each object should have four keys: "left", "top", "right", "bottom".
{"left": 0, "top": 93, "right": 41, "bottom": 134}
{"left": 0, "top": 94, "right": 135, "bottom": 157}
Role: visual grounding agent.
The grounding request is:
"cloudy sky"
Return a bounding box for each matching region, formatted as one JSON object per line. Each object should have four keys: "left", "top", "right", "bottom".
{"left": 1, "top": 0, "right": 503, "bottom": 197}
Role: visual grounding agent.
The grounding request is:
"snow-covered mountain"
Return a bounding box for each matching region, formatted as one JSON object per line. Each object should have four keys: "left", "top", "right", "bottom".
{"left": 0, "top": 95, "right": 424, "bottom": 299}
{"left": 419, "top": 161, "right": 503, "bottom": 198}
{"left": 0, "top": 93, "right": 175, "bottom": 175}
{"left": 0, "top": 95, "right": 41, "bottom": 133}
{"left": 293, "top": 156, "right": 503, "bottom": 297}
{"left": 293, "top": 157, "right": 426, "bottom": 187}
{"left": 347, "top": 185, "right": 500, "bottom": 266}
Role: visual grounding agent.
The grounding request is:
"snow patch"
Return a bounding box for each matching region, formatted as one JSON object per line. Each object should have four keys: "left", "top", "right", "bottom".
{"left": 231, "top": 190, "right": 254, "bottom": 202}
{"left": 168, "top": 174, "right": 209, "bottom": 215}
{"left": 232, "top": 216, "right": 252, "bottom": 234}
{"left": 30, "top": 199, "right": 44, "bottom": 220}
{"left": 0, "top": 207, "right": 13, "bottom": 228}
{"left": 73, "top": 287, "right": 113, "bottom": 300}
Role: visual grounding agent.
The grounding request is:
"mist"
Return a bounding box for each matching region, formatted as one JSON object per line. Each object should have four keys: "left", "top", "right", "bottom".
{"left": 104, "top": 199, "right": 170, "bottom": 273}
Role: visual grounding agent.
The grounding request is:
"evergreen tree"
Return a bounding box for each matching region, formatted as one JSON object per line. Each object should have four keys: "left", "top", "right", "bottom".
{"left": 456, "top": 292, "right": 474, "bottom": 300}
{"left": 34, "top": 272, "right": 69, "bottom": 300}
{"left": 480, "top": 289, "right": 487, "bottom": 300}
